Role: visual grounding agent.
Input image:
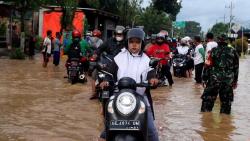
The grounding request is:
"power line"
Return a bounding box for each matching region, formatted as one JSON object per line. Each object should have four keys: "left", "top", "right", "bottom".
{"left": 225, "top": 1, "right": 234, "bottom": 34}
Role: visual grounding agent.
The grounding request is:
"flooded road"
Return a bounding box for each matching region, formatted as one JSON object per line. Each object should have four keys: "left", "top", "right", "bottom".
{"left": 0, "top": 55, "right": 250, "bottom": 141}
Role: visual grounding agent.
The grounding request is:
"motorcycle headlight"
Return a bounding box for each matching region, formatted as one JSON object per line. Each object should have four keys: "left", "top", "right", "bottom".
{"left": 116, "top": 92, "right": 137, "bottom": 115}
{"left": 98, "top": 73, "right": 105, "bottom": 79}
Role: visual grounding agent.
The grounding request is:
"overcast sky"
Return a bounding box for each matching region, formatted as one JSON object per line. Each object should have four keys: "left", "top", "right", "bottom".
{"left": 142, "top": 0, "right": 250, "bottom": 31}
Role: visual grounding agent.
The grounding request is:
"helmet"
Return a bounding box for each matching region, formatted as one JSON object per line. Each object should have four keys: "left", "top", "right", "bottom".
{"left": 72, "top": 30, "right": 81, "bottom": 38}
{"left": 172, "top": 38, "right": 177, "bottom": 42}
{"left": 151, "top": 34, "right": 157, "bottom": 40}
{"left": 93, "top": 29, "right": 101, "bottom": 37}
{"left": 159, "top": 30, "right": 168, "bottom": 37}
{"left": 181, "top": 38, "right": 188, "bottom": 45}
{"left": 156, "top": 32, "right": 165, "bottom": 39}
{"left": 115, "top": 25, "right": 125, "bottom": 34}
{"left": 183, "top": 36, "right": 191, "bottom": 41}
{"left": 127, "top": 28, "right": 145, "bottom": 41}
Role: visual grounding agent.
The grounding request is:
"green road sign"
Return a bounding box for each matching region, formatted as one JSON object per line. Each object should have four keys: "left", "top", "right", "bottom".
{"left": 173, "top": 21, "right": 186, "bottom": 28}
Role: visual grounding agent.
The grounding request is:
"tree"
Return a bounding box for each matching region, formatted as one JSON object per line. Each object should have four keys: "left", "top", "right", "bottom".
{"left": 172, "top": 21, "right": 201, "bottom": 38}
{"left": 152, "top": 0, "right": 182, "bottom": 20}
{"left": 137, "top": 6, "right": 172, "bottom": 35}
{"left": 3, "top": 0, "right": 44, "bottom": 51}
{"left": 184, "top": 21, "right": 202, "bottom": 37}
{"left": 209, "top": 22, "right": 228, "bottom": 38}
{"left": 4, "top": 0, "right": 42, "bottom": 31}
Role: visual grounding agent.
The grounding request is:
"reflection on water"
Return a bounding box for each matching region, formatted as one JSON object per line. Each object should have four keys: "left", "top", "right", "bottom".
{"left": 0, "top": 55, "right": 250, "bottom": 141}
{"left": 199, "top": 109, "right": 235, "bottom": 141}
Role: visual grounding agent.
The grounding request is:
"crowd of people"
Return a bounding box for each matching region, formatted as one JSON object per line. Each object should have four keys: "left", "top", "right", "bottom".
{"left": 40, "top": 26, "right": 239, "bottom": 141}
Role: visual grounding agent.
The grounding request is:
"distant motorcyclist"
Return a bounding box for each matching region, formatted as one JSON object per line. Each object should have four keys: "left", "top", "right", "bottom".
{"left": 175, "top": 38, "right": 190, "bottom": 77}
{"left": 145, "top": 34, "right": 157, "bottom": 52}
{"left": 90, "top": 25, "right": 126, "bottom": 100}
{"left": 64, "top": 30, "right": 90, "bottom": 72}
{"left": 177, "top": 38, "right": 189, "bottom": 55}
{"left": 146, "top": 32, "right": 174, "bottom": 86}
{"left": 89, "top": 29, "right": 103, "bottom": 50}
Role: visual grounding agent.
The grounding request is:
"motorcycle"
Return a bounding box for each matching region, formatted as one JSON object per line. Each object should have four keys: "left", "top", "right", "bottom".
{"left": 66, "top": 58, "right": 87, "bottom": 84}
{"left": 172, "top": 54, "right": 187, "bottom": 77}
{"left": 150, "top": 57, "right": 169, "bottom": 86}
{"left": 104, "top": 59, "right": 160, "bottom": 141}
{"left": 88, "top": 56, "right": 97, "bottom": 76}
{"left": 94, "top": 53, "right": 115, "bottom": 116}
{"left": 105, "top": 77, "right": 149, "bottom": 141}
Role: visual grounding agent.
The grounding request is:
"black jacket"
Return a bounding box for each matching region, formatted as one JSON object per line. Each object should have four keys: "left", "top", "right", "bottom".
{"left": 96, "top": 38, "right": 125, "bottom": 59}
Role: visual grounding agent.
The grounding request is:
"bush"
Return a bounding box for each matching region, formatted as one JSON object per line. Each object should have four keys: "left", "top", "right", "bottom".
{"left": 0, "top": 23, "right": 6, "bottom": 36}
{"left": 9, "top": 48, "right": 25, "bottom": 59}
{"left": 35, "top": 36, "right": 43, "bottom": 51}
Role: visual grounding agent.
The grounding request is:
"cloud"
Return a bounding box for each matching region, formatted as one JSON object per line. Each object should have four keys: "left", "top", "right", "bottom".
{"left": 177, "top": 0, "right": 250, "bottom": 31}
{"left": 141, "top": 0, "right": 250, "bottom": 31}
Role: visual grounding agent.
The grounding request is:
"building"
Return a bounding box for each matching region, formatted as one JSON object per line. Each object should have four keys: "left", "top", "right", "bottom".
{"left": 38, "top": 6, "right": 119, "bottom": 40}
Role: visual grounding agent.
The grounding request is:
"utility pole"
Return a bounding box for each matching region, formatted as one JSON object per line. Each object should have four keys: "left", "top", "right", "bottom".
{"left": 223, "top": 14, "right": 226, "bottom": 23}
{"left": 226, "top": 1, "right": 234, "bottom": 35}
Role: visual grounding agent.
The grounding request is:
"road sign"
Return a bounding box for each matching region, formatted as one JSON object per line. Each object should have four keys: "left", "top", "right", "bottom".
{"left": 232, "top": 24, "right": 241, "bottom": 33}
{"left": 173, "top": 21, "right": 186, "bottom": 28}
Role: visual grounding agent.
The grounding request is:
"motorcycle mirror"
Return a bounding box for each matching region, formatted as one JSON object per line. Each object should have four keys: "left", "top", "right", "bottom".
{"left": 149, "top": 59, "right": 159, "bottom": 68}
{"left": 96, "top": 62, "right": 106, "bottom": 71}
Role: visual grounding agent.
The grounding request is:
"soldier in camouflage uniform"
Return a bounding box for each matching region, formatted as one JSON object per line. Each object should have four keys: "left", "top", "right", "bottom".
{"left": 201, "top": 34, "right": 239, "bottom": 114}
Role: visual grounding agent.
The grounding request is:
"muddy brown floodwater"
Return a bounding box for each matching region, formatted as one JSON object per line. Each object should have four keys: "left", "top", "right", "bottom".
{"left": 0, "top": 55, "right": 250, "bottom": 141}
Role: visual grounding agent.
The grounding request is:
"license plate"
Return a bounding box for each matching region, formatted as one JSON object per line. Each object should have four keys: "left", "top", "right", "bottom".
{"left": 102, "top": 91, "right": 109, "bottom": 98}
{"left": 68, "top": 67, "right": 79, "bottom": 71}
{"left": 90, "top": 62, "right": 97, "bottom": 66}
{"left": 110, "top": 120, "right": 140, "bottom": 130}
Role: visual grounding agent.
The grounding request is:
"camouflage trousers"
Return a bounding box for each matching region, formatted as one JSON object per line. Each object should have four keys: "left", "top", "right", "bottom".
{"left": 201, "top": 82, "right": 234, "bottom": 114}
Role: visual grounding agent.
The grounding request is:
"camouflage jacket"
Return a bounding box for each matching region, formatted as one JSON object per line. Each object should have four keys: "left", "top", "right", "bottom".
{"left": 202, "top": 44, "right": 239, "bottom": 85}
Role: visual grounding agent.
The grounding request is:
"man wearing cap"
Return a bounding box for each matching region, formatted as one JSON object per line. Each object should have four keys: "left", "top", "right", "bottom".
{"left": 201, "top": 34, "right": 239, "bottom": 114}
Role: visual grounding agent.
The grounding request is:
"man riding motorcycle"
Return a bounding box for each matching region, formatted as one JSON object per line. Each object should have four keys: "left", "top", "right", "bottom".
{"left": 146, "top": 33, "right": 174, "bottom": 86}
{"left": 90, "top": 25, "right": 126, "bottom": 100}
{"left": 99, "top": 28, "right": 159, "bottom": 141}
{"left": 64, "top": 30, "right": 90, "bottom": 74}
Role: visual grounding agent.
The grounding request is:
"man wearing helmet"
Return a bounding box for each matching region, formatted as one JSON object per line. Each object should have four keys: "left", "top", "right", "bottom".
{"left": 90, "top": 25, "right": 126, "bottom": 100}
{"left": 89, "top": 29, "right": 103, "bottom": 49}
{"left": 64, "top": 30, "right": 90, "bottom": 73}
{"left": 99, "top": 28, "right": 159, "bottom": 141}
{"left": 146, "top": 32, "right": 174, "bottom": 86}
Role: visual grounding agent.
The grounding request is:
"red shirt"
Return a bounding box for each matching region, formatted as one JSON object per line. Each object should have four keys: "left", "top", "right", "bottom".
{"left": 146, "top": 43, "right": 170, "bottom": 65}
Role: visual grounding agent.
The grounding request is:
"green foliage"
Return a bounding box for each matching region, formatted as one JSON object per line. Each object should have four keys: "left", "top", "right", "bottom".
{"left": 209, "top": 22, "right": 229, "bottom": 39}
{"left": 9, "top": 48, "right": 25, "bottom": 59}
{"left": 184, "top": 21, "right": 202, "bottom": 37}
{"left": 85, "top": 0, "right": 100, "bottom": 8}
{"left": 234, "top": 37, "right": 248, "bottom": 54}
{"left": 34, "top": 36, "right": 43, "bottom": 51}
{"left": 0, "top": 23, "right": 7, "bottom": 36}
{"left": 152, "top": 0, "right": 182, "bottom": 20}
{"left": 173, "top": 21, "right": 201, "bottom": 38}
{"left": 137, "top": 6, "right": 172, "bottom": 34}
